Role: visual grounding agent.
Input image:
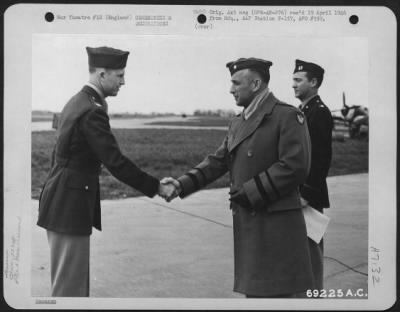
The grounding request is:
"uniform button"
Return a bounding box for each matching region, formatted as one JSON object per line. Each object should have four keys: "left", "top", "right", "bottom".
{"left": 247, "top": 150, "right": 253, "bottom": 157}
{"left": 85, "top": 185, "right": 89, "bottom": 190}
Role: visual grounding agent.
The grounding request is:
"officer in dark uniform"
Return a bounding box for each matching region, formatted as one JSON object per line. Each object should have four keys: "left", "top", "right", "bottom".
{"left": 37, "top": 46, "right": 174, "bottom": 297}
{"left": 163, "top": 58, "right": 314, "bottom": 297}
{"left": 292, "top": 59, "right": 334, "bottom": 290}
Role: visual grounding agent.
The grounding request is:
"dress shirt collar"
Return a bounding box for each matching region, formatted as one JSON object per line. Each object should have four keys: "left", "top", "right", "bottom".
{"left": 299, "top": 93, "right": 318, "bottom": 110}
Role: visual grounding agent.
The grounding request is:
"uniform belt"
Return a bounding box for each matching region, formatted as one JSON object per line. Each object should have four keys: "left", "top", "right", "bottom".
{"left": 56, "top": 155, "right": 100, "bottom": 174}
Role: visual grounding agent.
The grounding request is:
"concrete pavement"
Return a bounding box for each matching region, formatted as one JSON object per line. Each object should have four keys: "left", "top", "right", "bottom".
{"left": 31, "top": 173, "right": 368, "bottom": 298}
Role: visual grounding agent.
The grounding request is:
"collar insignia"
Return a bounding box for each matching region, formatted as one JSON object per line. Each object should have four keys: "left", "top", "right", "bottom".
{"left": 296, "top": 112, "right": 305, "bottom": 125}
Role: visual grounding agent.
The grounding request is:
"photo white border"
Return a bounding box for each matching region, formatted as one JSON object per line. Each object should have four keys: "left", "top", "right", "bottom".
{"left": 3, "top": 4, "right": 397, "bottom": 310}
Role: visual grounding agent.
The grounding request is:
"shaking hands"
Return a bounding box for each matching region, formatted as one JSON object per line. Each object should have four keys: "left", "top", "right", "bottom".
{"left": 158, "top": 177, "right": 182, "bottom": 202}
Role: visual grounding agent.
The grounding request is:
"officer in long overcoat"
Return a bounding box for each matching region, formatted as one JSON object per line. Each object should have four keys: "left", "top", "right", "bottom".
{"left": 163, "top": 58, "right": 314, "bottom": 297}
{"left": 37, "top": 46, "right": 173, "bottom": 297}
{"left": 292, "top": 59, "right": 334, "bottom": 290}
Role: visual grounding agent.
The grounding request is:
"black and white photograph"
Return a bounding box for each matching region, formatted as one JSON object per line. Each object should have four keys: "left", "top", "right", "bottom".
{"left": 3, "top": 4, "right": 397, "bottom": 310}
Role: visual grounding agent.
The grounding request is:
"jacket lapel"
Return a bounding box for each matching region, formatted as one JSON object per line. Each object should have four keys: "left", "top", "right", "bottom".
{"left": 301, "top": 95, "right": 320, "bottom": 117}
{"left": 228, "top": 92, "right": 279, "bottom": 152}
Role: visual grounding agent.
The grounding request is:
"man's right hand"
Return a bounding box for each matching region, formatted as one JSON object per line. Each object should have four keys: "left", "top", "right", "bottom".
{"left": 159, "top": 177, "right": 181, "bottom": 202}
{"left": 229, "top": 188, "right": 251, "bottom": 208}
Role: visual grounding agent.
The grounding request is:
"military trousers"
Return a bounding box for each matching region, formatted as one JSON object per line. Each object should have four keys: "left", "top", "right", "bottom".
{"left": 47, "top": 230, "right": 90, "bottom": 297}
{"left": 308, "top": 237, "right": 324, "bottom": 290}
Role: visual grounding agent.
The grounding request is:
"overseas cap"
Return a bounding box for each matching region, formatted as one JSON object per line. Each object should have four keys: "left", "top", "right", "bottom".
{"left": 226, "top": 57, "right": 273, "bottom": 76}
{"left": 86, "top": 46, "right": 129, "bottom": 69}
{"left": 293, "top": 59, "right": 324, "bottom": 77}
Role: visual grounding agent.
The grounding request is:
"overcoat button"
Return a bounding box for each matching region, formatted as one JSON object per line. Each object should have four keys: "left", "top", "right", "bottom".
{"left": 85, "top": 185, "right": 89, "bottom": 190}
{"left": 247, "top": 150, "right": 253, "bottom": 157}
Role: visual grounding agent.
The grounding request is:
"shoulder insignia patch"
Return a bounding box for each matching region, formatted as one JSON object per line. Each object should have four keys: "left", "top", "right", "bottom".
{"left": 296, "top": 112, "right": 305, "bottom": 125}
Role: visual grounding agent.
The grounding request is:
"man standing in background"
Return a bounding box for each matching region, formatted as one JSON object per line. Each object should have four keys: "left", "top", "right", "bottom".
{"left": 37, "top": 46, "right": 174, "bottom": 297}
{"left": 292, "top": 59, "right": 334, "bottom": 290}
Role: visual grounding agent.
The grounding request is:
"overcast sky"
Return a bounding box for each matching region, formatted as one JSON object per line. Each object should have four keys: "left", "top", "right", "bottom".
{"left": 32, "top": 34, "right": 368, "bottom": 114}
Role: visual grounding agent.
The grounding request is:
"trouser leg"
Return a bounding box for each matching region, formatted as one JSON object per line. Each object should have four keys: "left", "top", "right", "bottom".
{"left": 47, "top": 230, "right": 90, "bottom": 297}
{"left": 308, "top": 238, "right": 324, "bottom": 290}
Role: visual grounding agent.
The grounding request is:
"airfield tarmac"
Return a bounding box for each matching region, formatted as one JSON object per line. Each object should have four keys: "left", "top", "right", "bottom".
{"left": 31, "top": 173, "right": 368, "bottom": 299}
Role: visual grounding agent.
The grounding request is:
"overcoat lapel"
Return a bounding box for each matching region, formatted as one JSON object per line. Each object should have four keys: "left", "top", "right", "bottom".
{"left": 228, "top": 92, "right": 279, "bottom": 152}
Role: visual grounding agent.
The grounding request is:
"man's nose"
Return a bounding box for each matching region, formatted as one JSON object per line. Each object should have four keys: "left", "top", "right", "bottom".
{"left": 229, "top": 85, "right": 235, "bottom": 94}
{"left": 121, "top": 78, "right": 125, "bottom": 85}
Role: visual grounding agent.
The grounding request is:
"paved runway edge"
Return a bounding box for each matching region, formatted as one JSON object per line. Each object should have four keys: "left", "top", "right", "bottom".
{"left": 31, "top": 173, "right": 368, "bottom": 298}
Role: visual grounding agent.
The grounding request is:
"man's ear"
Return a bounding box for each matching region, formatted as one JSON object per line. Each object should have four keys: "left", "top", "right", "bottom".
{"left": 97, "top": 68, "right": 106, "bottom": 79}
{"left": 310, "top": 77, "right": 318, "bottom": 88}
{"left": 252, "top": 78, "right": 262, "bottom": 92}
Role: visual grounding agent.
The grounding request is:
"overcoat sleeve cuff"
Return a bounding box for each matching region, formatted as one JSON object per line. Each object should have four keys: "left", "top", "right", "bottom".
{"left": 177, "top": 174, "right": 197, "bottom": 198}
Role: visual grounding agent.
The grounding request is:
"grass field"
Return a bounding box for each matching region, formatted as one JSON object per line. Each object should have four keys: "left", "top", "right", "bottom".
{"left": 147, "top": 117, "right": 232, "bottom": 127}
{"left": 32, "top": 128, "right": 368, "bottom": 200}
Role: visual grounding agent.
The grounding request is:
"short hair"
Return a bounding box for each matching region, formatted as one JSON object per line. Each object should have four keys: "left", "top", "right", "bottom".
{"left": 88, "top": 67, "right": 114, "bottom": 74}
{"left": 304, "top": 71, "right": 323, "bottom": 88}
{"left": 248, "top": 68, "right": 270, "bottom": 84}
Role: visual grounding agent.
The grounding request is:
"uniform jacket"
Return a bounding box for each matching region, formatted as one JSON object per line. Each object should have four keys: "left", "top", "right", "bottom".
{"left": 177, "top": 92, "right": 314, "bottom": 296}
{"left": 37, "top": 85, "right": 159, "bottom": 235}
{"left": 299, "top": 95, "right": 333, "bottom": 211}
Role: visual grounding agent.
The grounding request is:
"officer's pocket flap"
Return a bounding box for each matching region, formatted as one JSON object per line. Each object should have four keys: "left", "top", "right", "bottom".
{"left": 66, "top": 174, "right": 97, "bottom": 192}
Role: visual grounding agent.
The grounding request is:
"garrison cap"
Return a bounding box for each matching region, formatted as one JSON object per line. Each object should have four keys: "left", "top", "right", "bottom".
{"left": 226, "top": 57, "right": 273, "bottom": 76}
{"left": 293, "top": 59, "right": 324, "bottom": 77}
{"left": 86, "top": 46, "right": 129, "bottom": 69}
